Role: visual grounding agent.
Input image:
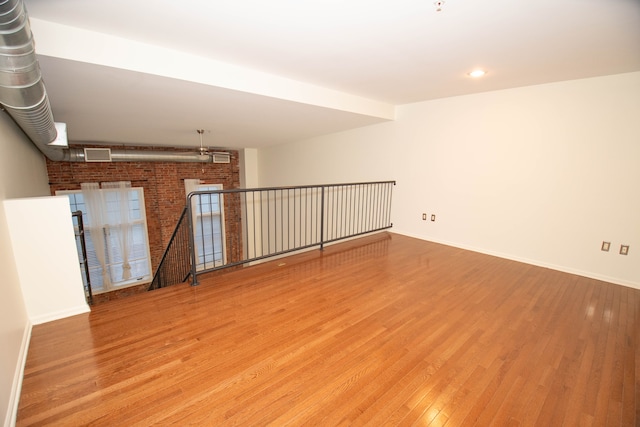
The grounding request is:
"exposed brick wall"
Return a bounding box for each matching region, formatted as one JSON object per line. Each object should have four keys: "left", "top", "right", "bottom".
{"left": 46, "top": 145, "right": 242, "bottom": 292}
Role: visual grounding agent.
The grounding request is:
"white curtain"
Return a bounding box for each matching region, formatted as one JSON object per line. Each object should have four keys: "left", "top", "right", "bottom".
{"left": 81, "top": 182, "right": 109, "bottom": 285}
{"left": 102, "top": 181, "right": 133, "bottom": 281}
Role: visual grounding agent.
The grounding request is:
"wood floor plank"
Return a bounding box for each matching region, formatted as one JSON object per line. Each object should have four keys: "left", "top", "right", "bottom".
{"left": 16, "top": 232, "right": 640, "bottom": 426}
{"left": 622, "top": 288, "right": 637, "bottom": 426}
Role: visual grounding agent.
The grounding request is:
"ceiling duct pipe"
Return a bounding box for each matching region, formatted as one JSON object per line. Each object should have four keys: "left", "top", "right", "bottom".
{"left": 0, "top": 0, "right": 58, "bottom": 152}
{"left": 107, "top": 150, "right": 211, "bottom": 163}
{"left": 70, "top": 147, "right": 212, "bottom": 163}
{"left": 0, "top": 0, "right": 213, "bottom": 164}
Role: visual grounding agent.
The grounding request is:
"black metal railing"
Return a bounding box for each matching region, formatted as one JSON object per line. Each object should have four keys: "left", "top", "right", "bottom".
{"left": 187, "top": 180, "right": 395, "bottom": 285}
{"left": 148, "top": 207, "right": 191, "bottom": 291}
{"left": 72, "top": 211, "right": 93, "bottom": 304}
{"left": 149, "top": 181, "right": 395, "bottom": 290}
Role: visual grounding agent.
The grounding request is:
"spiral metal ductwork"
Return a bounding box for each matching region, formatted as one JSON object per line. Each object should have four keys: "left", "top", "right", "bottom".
{"left": 0, "top": 0, "right": 58, "bottom": 150}
{"left": 64, "top": 149, "right": 212, "bottom": 163}
{"left": 0, "top": 0, "right": 213, "bottom": 163}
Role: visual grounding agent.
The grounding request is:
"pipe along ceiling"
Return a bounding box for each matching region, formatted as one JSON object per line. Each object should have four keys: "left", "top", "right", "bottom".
{"left": 0, "top": 0, "right": 213, "bottom": 163}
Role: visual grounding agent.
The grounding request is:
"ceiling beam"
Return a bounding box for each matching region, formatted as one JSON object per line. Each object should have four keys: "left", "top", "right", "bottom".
{"left": 29, "top": 18, "right": 396, "bottom": 121}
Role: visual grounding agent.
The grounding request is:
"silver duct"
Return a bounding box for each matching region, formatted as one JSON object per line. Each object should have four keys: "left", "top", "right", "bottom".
{"left": 106, "top": 150, "right": 211, "bottom": 163}
{"left": 0, "top": 0, "right": 57, "bottom": 148}
{"left": 0, "top": 0, "right": 213, "bottom": 163}
{"left": 62, "top": 148, "right": 211, "bottom": 163}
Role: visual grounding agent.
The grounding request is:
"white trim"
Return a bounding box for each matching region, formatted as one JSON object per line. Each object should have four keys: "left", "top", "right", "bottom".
{"left": 5, "top": 320, "right": 32, "bottom": 427}
{"left": 395, "top": 230, "right": 640, "bottom": 290}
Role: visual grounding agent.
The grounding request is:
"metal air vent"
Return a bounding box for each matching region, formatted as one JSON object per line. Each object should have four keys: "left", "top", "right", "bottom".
{"left": 84, "top": 147, "right": 112, "bottom": 162}
{"left": 212, "top": 152, "right": 231, "bottom": 164}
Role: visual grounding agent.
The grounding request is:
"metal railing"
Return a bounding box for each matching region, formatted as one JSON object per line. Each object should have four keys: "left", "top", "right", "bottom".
{"left": 149, "top": 181, "right": 395, "bottom": 290}
{"left": 72, "top": 211, "right": 93, "bottom": 304}
{"left": 148, "top": 207, "right": 191, "bottom": 291}
{"left": 188, "top": 181, "right": 395, "bottom": 285}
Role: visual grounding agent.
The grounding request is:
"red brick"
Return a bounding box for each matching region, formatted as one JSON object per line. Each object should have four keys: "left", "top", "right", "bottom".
{"left": 46, "top": 145, "right": 242, "bottom": 277}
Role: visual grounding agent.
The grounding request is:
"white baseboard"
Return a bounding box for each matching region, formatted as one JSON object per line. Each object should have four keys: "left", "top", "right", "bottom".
{"left": 4, "top": 305, "right": 90, "bottom": 427}
{"left": 393, "top": 231, "right": 640, "bottom": 290}
{"left": 29, "top": 303, "right": 90, "bottom": 326}
{"left": 5, "top": 320, "right": 32, "bottom": 427}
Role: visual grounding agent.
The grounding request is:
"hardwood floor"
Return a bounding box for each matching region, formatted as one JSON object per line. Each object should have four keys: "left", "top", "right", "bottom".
{"left": 17, "top": 232, "right": 639, "bottom": 426}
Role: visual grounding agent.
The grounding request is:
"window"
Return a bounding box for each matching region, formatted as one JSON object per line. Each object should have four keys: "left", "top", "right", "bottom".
{"left": 59, "top": 185, "right": 152, "bottom": 294}
{"left": 185, "top": 181, "right": 226, "bottom": 271}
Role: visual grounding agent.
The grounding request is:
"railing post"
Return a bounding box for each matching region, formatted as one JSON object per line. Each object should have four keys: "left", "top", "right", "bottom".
{"left": 187, "top": 193, "right": 199, "bottom": 286}
{"left": 320, "top": 186, "right": 325, "bottom": 251}
{"left": 73, "top": 211, "right": 93, "bottom": 304}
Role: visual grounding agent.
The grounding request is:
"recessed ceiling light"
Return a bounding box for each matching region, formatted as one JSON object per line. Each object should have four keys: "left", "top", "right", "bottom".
{"left": 468, "top": 69, "right": 487, "bottom": 78}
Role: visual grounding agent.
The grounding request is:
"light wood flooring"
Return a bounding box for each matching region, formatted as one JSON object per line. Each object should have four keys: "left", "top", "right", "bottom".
{"left": 17, "top": 232, "right": 639, "bottom": 425}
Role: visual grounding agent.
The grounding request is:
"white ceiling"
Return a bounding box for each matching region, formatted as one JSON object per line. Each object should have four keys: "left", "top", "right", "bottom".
{"left": 23, "top": 0, "right": 640, "bottom": 150}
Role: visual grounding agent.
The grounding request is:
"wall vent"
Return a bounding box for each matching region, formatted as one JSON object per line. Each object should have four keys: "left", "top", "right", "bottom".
{"left": 212, "top": 152, "right": 231, "bottom": 164}
{"left": 84, "top": 147, "right": 112, "bottom": 162}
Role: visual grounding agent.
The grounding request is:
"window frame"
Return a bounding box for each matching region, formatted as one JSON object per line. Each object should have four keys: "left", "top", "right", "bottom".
{"left": 192, "top": 183, "right": 227, "bottom": 271}
{"left": 58, "top": 187, "right": 153, "bottom": 294}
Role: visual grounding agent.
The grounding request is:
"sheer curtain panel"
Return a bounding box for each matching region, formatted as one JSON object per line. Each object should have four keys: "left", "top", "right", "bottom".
{"left": 102, "top": 181, "right": 133, "bottom": 281}
{"left": 80, "top": 182, "right": 109, "bottom": 285}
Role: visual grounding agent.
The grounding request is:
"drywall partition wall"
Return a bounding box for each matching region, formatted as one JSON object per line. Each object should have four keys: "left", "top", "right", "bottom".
{"left": 239, "top": 148, "right": 259, "bottom": 189}
{"left": 392, "top": 72, "right": 639, "bottom": 288}
{"left": 4, "top": 196, "right": 90, "bottom": 325}
{"left": 0, "top": 112, "right": 51, "bottom": 427}
{"left": 257, "top": 124, "right": 396, "bottom": 254}
{"left": 239, "top": 149, "right": 262, "bottom": 263}
{"left": 257, "top": 72, "right": 640, "bottom": 288}
{"left": 258, "top": 121, "right": 396, "bottom": 187}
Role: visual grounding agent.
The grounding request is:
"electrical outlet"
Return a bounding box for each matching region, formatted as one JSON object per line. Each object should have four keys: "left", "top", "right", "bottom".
{"left": 601, "top": 241, "right": 610, "bottom": 252}
{"left": 422, "top": 213, "right": 427, "bottom": 221}
{"left": 431, "top": 214, "right": 436, "bottom": 222}
{"left": 620, "top": 245, "right": 629, "bottom": 255}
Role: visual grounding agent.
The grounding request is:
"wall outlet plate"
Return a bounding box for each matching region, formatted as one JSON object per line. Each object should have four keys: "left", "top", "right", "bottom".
{"left": 601, "top": 241, "right": 610, "bottom": 252}
{"left": 620, "top": 245, "right": 629, "bottom": 255}
{"left": 422, "top": 213, "right": 427, "bottom": 220}
{"left": 431, "top": 214, "right": 436, "bottom": 222}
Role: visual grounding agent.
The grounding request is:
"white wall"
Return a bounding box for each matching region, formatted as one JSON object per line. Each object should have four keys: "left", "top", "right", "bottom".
{"left": 258, "top": 72, "right": 640, "bottom": 288}
{"left": 4, "top": 197, "right": 89, "bottom": 325}
{"left": 258, "top": 122, "right": 396, "bottom": 186}
{"left": 0, "top": 113, "right": 51, "bottom": 426}
{"left": 239, "top": 148, "right": 260, "bottom": 189}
